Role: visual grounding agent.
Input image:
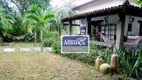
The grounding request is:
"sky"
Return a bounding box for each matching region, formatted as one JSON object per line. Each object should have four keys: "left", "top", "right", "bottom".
{"left": 7, "top": 0, "right": 92, "bottom": 12}
{"left": 50, "top": 0, "right": 92, "bottom": 7}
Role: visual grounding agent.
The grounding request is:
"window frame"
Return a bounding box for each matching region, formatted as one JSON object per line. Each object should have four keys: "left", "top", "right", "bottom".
{"left": 101, "top": 24, "right": 116, "bottom": 40}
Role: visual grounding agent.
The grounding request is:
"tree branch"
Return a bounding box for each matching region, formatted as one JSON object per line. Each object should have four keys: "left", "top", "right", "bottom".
{"left": 10, "top": 0, "right": 22, "bottom": 12}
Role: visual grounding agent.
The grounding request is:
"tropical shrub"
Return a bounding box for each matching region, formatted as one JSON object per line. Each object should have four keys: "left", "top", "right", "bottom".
{"left": 44, "top": 38, "right": 54, "bottom": 47}
{"left": 44, "top": 31, "right": 58, "bottom": 39}
{"left": 24, "top": 33, "right": 35, "bottom": 42}
{"left": 51, "top": 37, "right": 61, "bottom": 53}
{"left": 44, "top": 31, "right": 58, "bottom": 47}
{"left": 61, "top": 50, "right": 99, "bottom": 65}
{"left": 117, "top": 48, "right": 142, "bottom": 79}
{"left": 51, "top": 41, "right": 142, "bottom": 79}
{"left": 51, "top": 40, "right": 99, "bottom": 65}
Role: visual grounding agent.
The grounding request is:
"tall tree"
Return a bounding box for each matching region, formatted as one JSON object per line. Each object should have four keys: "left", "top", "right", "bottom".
{"left": 48, "top": 14, "right": 63, "bottom": 36}
{"left": 26, "top": 5, "right": 54, "bottom": 51}
{"left": 52, "top": 0, "right": 76, "bottom": 36}
{"left": 1, "top": 0, "right": 51, "bottom": 14}
{"left": 0, "top": 5, "right": 13, "bottom": 39}
{"left": 0, "top": 0, "right": 12, "bottom": 14}
{"left": 54, "top": 0, "right": 76, "bottom": 18}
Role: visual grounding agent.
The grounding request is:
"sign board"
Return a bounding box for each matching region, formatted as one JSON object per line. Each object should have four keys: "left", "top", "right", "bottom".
{"left": 61, "top": 35, "right": 89, "bottom": 53}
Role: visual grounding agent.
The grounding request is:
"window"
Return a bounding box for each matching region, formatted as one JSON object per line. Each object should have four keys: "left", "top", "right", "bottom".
{"left": 128, "top": 23, "right": 132, "bottom": 32}
{"left": 101, "top": 24, "right": 116, "bottom": 40}
{"left": 80, "top": 27, "right": 86, "bottom": 35}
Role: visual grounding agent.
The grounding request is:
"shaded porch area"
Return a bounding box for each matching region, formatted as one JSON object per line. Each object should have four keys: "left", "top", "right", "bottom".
{"left": 61, "top": 0, "right": 142, "bottom": 50}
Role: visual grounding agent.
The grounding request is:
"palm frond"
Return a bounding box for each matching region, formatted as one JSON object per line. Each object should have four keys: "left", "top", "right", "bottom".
{"left": 43, "top": 13, "right": 54, "bottom": 20}
{"left": 54, "top": 0, "right": 76, "bottom": 17}
{"left": 30, "top": 5, "right": 42, "bottom": 16}
{"left": 136, "top": 0, "right": 142, "bottom": 5}
{"left": 26, "top": 14, "right": 39, "bottom": 22}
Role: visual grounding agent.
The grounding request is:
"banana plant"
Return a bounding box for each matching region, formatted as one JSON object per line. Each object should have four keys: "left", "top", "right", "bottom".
{"left": 26, "top": 5, "right": 54, "bottom": 51}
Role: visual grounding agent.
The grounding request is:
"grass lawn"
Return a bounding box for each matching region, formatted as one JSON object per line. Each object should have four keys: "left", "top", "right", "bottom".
{"left": 0, "top": 43, "right": 131, "bottom": 80}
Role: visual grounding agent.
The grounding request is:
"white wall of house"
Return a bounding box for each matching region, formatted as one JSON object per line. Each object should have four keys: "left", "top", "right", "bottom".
{"left": 125, "top": 15, "right": 142, "bottom": 36}
{"left": 77, "top": 0, "right": 138, "bottom": 13}
{"left": 78, "top": 14, "right": 142, "bottom": 38}
{"left": 90, "top": 14, "right": 142, "bottom": 37}
{"left": 91, "top": 14, "right": 118, "bottom": 24}
{"left": 80, "top": 19, "right": 88, "bottom": 35}
{"left": 65, "top": 14, "right": 142, "bottom": 37}
{"left": 73, "top": 0, "right": 140, "bottom": 36}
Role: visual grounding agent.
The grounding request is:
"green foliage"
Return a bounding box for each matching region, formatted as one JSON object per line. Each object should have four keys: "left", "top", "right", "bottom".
{"left": 7, "top": 15, "right": 28, "bottom": 35}
{"left": 0, "top": 0, "right": 12, "bottom": 14}
{"left": 51, "top": 40, "right": 100, "bottom": 65}
{"left": 61, "top": 51, "right": 99, "bottom": 65}
{"left": 94, "top": 46, "right": 142, "bottom": 79}
{"left": 116, "top": 48, "right": 142, "bottom": 79}
{"left": 44, "top": 31, "right": 58, "bottom": 39}
{"left": 136, "top": 0, "right": 142, "bottom": 5}
{"left": 27, "top": 5, "right": 54, "bottom": 51}
{"left": 51, "top": 40, "right": 142, "bottom": 79}
{"left": 44, "top": 38, "right": 54, "bottom": 47}
{"left": 27, "top": 5, "right": 54, "bottom": 29}
{"left": 0, "top": 6, "right": 12, "bottom": 34}
{"left": 24, "top": 33, "right": 35, "bottom": 42}
{"left": 51, "top": 38, "right": 61, "bottom": 53}
{"left": 26, "top": 14, "right": 39, "bottom": 22}
{"left": 1, "top": 0, "right": 51, "bottom": 14}
{"left": 44, "top": 31, "right": 58, "bottom": 47}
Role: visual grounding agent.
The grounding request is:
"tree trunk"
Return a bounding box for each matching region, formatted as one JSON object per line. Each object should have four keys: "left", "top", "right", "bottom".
{"left": 58, "top": 26, "right": 61, "bottom": 36}
{"left": 34, "top": 31, "right": 37, "bottom": 45}
{"left": 40, "top": 30, "right": 44, "bottom": 52}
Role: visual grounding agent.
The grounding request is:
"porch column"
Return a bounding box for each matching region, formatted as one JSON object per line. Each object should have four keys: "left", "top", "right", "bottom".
{"left": 69, "top": 20, "right": 72, "bottom": 35}
{"left": 87, "top": 16, "right": 91, "bottom": 36}
{"left": 115, "top": 14, "right": 126, "bottom": 50}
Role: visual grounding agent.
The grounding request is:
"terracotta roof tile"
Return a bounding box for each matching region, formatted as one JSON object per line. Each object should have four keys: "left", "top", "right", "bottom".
{"left": 62, "top": 1, "right": 142, "bottom": 22}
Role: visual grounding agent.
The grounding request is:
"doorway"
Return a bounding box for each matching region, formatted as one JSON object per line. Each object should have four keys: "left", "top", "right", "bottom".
{"left": 90, "top": 20, "right": 103, "bottom": 40}
{"left": 138, "top": 21, "right": 142, "bottom": 36}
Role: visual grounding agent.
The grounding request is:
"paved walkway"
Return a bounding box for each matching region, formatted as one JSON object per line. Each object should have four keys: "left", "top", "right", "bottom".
{"left": 1, "top": 47, "right": 53, "bottom": 53}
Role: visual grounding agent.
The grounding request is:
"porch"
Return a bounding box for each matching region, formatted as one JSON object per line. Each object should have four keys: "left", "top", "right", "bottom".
{"left": 61, "top": 0, "right": 142, "bottom": 50}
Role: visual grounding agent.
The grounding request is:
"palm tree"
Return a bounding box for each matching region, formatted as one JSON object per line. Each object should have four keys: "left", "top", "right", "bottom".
{"left": 7, "top": 14, "right": 29, "bottom": 35}
{"left": 52, "top": 0, "right": 77, "bottom": 35}
{"left": 26, "top": 5, "right": 54, "bottom": 51}
{"left": 24, "top": 18, "right": 37, "bottom": 43}
{"left": 48, "top": 14, "right": 63, "bottom": 36}
{"left": 54, "top": 0, "right": 76, "bottom": 18}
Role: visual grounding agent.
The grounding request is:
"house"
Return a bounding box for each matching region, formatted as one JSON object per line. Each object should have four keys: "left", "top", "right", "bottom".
{"left": 61, "top": 0, "right": 142, "bottom": 50}
{"left": 73, "top": 0, "right": 137, "bottom": 13}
